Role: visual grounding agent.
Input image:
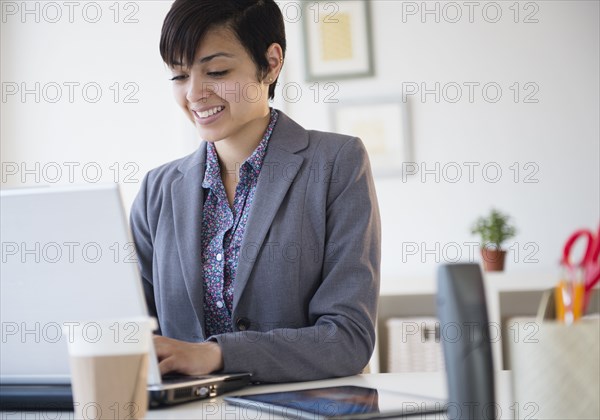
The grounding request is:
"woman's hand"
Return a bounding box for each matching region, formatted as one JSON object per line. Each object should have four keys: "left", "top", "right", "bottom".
{"left": 153, "top": 335, "right": 224, "bottom": 376}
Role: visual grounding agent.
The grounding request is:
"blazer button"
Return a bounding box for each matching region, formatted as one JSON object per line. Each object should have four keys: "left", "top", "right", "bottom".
{"left": 236, "top": 317, "right": 251, "bottom": 331}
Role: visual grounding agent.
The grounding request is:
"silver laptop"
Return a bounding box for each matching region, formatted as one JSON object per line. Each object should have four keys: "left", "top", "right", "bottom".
{"left": 0, "top": 184, "right": 250, "bottom": 408}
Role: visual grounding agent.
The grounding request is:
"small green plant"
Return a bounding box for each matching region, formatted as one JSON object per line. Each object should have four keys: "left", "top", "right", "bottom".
{"left": 471, "top": 209, "right": 517, "bottom": 249}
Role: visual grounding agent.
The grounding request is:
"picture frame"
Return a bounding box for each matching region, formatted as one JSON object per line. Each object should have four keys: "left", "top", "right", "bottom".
{"left": 331, "top": 99, "right": 412, "bottom": 177}
{"left": 302, "top": 1, "right": 374, "bottom": 81}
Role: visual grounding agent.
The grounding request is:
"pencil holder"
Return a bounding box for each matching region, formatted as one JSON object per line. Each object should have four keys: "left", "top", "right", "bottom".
{"left": 508, "top": 314, "right": 599, "bottom": 419}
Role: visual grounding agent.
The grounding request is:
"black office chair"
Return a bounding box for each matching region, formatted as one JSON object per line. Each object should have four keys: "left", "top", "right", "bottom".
{"left": 437, "top": 263, "right": 496, "bottom": 420}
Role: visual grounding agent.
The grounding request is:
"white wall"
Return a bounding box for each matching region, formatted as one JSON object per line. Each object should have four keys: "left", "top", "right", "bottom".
{"left": 282, "top": 0, "right": 600, "bottom": 283}
{"left": 2, "top": 1, "right": 599, "bottom": 287}
{"left": 1, "top": 1, "right": 187, "bottom": 209}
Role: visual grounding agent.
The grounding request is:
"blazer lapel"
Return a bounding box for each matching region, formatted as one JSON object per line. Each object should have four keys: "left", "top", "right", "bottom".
{"left": 171, "top": 145, "right": 207, "bottom": 330}
{"left": 233, "top": 112, "right": 309, "bottom": 308}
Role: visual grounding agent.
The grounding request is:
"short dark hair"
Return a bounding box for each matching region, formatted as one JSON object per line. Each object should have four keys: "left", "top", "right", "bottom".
{"left": 160, "top": 0, "right": 286, "bottom": 100}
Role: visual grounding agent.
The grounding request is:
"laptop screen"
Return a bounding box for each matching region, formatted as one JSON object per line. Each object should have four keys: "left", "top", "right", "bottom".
{"left": 1, "top": 185, "right": 151, "bottom": 384}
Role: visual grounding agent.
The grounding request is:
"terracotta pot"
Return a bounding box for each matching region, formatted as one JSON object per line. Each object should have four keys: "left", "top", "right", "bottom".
{"left": 481, "top": 248, "right": 506, "bottom": 271}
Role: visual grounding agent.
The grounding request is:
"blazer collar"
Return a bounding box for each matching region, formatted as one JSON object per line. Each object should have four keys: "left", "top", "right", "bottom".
{"left": 176, "top": 141, "right": 207, "bottom": 175}
{"left": 265, "top": 110, "right": 309, "bottom": 155}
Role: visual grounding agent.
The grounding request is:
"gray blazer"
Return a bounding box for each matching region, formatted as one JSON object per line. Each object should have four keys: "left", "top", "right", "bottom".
{"left": 130, "top": 111, "right": 381, "bottom": 383}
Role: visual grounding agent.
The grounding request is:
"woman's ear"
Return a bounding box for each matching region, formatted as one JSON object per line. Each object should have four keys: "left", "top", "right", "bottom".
{"left": 265, "top": 43, "right": 284, "bottom": 83}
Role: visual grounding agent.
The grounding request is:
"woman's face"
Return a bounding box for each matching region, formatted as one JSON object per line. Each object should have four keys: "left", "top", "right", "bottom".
{"left": 169, "top": 27, "right": 274, "bottom": 143}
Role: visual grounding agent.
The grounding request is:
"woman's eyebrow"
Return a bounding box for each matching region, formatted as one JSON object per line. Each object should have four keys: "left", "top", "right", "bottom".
{"left": 171, "top": 52, "right": 234, "bottom": 68}
{"left": 198, "top": 52, "right": 235, "bottom": 63}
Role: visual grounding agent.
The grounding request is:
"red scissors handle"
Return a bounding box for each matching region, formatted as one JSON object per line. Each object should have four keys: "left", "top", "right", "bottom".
{"left": 591, "top": 225, "right": 600, "bottom": 262}
{"left": 562, "top": 228, "right": 599, "bottom": 267}
{"left": 562, "top": 226, "right": 600, "bottom": 291}
{"left": 562, "top": 225, "right": 600, "bottom": 314}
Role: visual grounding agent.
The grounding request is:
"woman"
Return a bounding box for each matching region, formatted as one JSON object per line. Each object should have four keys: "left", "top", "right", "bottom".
{"left": 130, "top": 0, "right": 381, "bottom": 383}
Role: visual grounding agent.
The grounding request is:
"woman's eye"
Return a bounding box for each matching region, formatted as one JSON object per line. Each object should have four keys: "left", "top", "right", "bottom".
{"left": 169, "top": 74, "right": 188, "bottom": 82}
{"left": 207, "top": 70, "right": 229, "bottom": 77}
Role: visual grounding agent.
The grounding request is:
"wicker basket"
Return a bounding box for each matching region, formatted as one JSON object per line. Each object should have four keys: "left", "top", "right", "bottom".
{"left": 386, "top": 317, "right": 445, "bottom": 373}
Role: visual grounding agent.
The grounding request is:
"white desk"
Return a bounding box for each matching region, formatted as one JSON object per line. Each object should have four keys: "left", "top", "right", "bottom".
{"left": 1, "top": 372, "right": 515, "bottom": 419}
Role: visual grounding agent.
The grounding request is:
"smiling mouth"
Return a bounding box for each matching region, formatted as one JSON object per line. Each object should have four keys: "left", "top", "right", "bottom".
{"left": 194, "top": 106, "right": 225, "bottom": 119}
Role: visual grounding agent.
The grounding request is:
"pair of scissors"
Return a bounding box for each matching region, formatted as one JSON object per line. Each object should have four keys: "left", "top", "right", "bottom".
{"left": 558, "top": 225, "right": 600, "bottom": 321}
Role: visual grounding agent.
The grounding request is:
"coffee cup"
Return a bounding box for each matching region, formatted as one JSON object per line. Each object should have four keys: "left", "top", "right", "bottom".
{"left": 63, "top": 317, "right": 156, "bottom": 420}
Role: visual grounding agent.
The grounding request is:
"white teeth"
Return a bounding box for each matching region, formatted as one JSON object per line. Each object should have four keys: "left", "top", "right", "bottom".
{"left": 198, "top": 106, "right": 224, "bottom": 118}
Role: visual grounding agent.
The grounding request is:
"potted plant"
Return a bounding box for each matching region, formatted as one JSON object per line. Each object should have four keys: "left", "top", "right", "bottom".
{"left": 471, "top": 209, "right": 517, "bottom": 271}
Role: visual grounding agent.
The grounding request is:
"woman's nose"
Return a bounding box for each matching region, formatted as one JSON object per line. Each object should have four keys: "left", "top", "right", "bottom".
{"left": 186, "top": 76, "right": 217, "bottom": 103}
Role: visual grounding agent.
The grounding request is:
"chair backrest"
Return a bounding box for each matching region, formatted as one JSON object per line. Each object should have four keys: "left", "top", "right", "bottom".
{"left": 436, "top": 263, "right": 496, "bottom": 420}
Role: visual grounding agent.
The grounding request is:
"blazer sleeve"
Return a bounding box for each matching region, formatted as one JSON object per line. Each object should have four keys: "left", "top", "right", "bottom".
{"left": 130, "top": 173, "right": 161, "bottom": 330}
{"left": 212, "top": 137, "right": 381, "bottom": 383}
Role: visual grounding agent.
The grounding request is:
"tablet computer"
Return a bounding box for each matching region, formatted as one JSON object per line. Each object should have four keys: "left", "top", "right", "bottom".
{"left": 224, "top": 385, "right": 446, "bottom": 419}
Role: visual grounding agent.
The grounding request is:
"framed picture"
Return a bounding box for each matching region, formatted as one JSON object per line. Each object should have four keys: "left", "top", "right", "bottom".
{"left": 302, "top": 1, "right": 374, "bottom": 81}
{"left": 331, "top": 100, "right": 412, "bottom": 176}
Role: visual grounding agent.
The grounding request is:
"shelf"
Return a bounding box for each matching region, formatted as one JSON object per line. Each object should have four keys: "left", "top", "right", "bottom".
{"left": 376, "top": 269, "right": 559, "bottom": 373}
{"left": 380, "top": 269, "right": 557, "bottom": 296}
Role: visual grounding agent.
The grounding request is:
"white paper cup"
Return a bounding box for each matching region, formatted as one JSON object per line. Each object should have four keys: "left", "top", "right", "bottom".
{"left": 63, "top": 317, "right": 157, "bottom": 420}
